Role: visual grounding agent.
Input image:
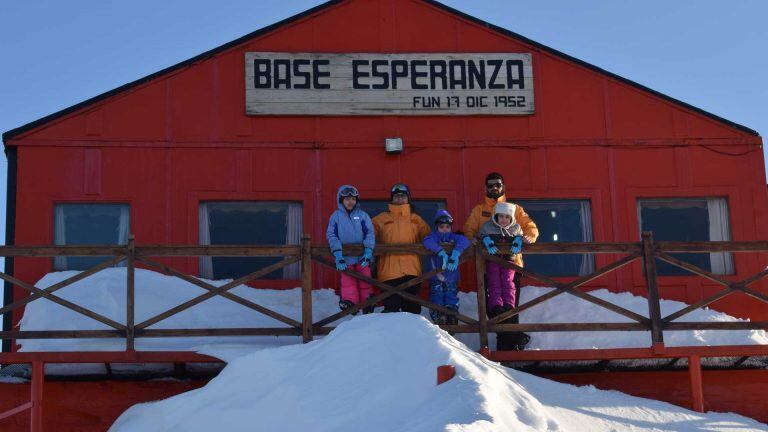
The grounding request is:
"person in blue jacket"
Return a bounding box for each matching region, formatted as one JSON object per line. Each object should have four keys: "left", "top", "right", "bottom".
{"left": 326, "top": 184, "right": 376, "bottom": 314}
{"left": 422, "top": 209, "right": 470, "bottom": 325}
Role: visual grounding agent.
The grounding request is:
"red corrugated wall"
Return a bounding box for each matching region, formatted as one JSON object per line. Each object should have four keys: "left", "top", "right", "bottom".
{"left": 5, "top": 0, "right": 767, "bottom": 333}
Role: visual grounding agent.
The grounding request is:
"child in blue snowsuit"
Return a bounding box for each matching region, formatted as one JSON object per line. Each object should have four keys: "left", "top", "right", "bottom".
{"left": 422, "top": 209, "right": 470, "bottom": 325}
{"left": 326, "top": 185, "right": 376, "bottom": 314}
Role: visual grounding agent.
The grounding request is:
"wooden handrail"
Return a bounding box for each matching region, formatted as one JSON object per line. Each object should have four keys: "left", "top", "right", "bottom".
{"left": 0, "top": 234, "right": 765, "bottom": 352}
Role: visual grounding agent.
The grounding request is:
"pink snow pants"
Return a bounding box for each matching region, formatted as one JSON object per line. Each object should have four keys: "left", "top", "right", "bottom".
{"left": 486, "top": 260, "right": 516, "bottom": 309}
{"left": 340, "top": 263, "right": 373, "bottom": 304}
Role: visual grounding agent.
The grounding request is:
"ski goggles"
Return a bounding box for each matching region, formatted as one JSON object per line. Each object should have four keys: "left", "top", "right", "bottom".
{"left": 390, "top": 183, "right": 410, "bottom": 196}
{"left": 339, "top": 186, "right": 359, "bottom": 198}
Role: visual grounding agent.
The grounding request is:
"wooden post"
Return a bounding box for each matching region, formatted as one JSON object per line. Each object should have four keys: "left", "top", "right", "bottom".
{"left": 126, "top": 235, "right": 135, "bottom": 351}
{"left": 301, "top": 235, "right": 313, "bottom": 343}
{"left": 688, "top": 355, "right": 705, "bottom": 412}
{"left": 475, "top": 243, "right": 489, "bottom": 350}
{"left": 30, "top": 360, "right": 43, "bottom": 432}
{"left": 641, "top": 232, "right": 664, "bottom": 349}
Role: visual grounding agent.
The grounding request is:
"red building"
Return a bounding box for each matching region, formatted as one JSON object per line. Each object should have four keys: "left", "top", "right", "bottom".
{"left": 2, "top": 0, "right": 767, "bottom": 427}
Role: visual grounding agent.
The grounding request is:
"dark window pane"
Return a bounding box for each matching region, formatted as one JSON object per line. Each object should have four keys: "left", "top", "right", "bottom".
{"left": 203, "top": 202, "right": 301, "bottom": 280}
{"left": 639, "top": 199, "right": 711, "bottom": 276}
{"left": 515, "top": 200, "right": 593, "bottom": 277}
{"left": 54, "top": 204, "right": 129, "bottom": 271}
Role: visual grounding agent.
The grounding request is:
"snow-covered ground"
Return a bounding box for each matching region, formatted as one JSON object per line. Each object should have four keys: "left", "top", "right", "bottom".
{"left": 18, "top": 268, "right": 768, "bottom": 358}
{"left": 108, "top": 314, "right": 767, "bottom": 432}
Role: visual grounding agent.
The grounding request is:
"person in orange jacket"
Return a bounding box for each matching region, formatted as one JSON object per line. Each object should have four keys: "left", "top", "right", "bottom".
{"left": 372, "top": 183, "right": 431, "bottom": 314}
{"left": 463, "top": 172, "right": 538, "bottom": 268}
{"left": 463, "top": 172, "right": 539, "bottom": 350}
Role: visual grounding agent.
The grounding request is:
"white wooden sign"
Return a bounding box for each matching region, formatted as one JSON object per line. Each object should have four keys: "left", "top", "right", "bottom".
{"left": 245, "top": 52, "right": 534, "bottom": 116}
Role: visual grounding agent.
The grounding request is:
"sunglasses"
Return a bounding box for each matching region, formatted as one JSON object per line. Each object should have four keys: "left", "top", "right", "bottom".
{"left": 486, "top": 182, "right": 503, "bottom": 189}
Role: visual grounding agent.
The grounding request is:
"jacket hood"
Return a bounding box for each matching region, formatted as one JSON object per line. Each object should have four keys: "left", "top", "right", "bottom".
{"left": 492, "top": 202, "right": 517, "bottom": 229}
{"left": 336, "top": 184, "right": 360, "bottom": 212}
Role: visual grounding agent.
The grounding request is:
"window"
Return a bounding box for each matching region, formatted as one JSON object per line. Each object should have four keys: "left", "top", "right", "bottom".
{"left": 199, "top": 202, "right": 302, "bottom": 280}
{"left": 54, "top": 204, "right": 130, "bottom": 271}
{"left": 638, "top": 198, "right": 733, "bottom": 276}
{"left": 514, "top": 199, "right": 594, "bottom": 277}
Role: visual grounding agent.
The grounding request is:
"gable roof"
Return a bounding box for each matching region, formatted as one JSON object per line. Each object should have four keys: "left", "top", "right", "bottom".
{"left": 2, "top": 0, "right": 758, "bottom": 142}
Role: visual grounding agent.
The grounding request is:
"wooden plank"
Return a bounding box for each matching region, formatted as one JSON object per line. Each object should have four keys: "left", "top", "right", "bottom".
{"left": 312, "top": 242, "right": 640, "bottom": 255}
{"left": 245, "top": 52, "right": 534, "bottom": 116}
{"left": 688, "top": 355, "right": 705, "bottom": 412}
{"left": 0, "top": 271, "right": 126, "bottom": 331}
{"left": 138, "top": 328, "right": 302, "bottom": 337}
{"left": 135, "top": 245, "right": 301, "bottom": 257}
{"left": 664, "top": 322, "right": 768, "bottom": 330}
{"left": 642, "top": 232, "right": 664, "bottom": 345}
{"left": 662, "top": 288, "right": 738, "bottom": 323}
{"left": 0, "top": 255, "right": 125, "bottom": 316}
{"left": 301, "top": 236, "right": 313, "bottom": 343}
{"left": 30, "top": 361, "right": 43, "bottom": 432}
{"left": 475, "top": 243, "right": 489, "bottom": 349}
{"left": 656, "top": 241, "right": 768, "bottom": 253}
{"left": 655, "top": 252, "right": 732, "bottom": 286}
{"left": 736, "top": 286, "right": 768, "bottom": 305}
{"left": 739, "top": 267, "right": 768, "bottom": 287}
{"left": 484, "top": 253, "right": 649, "bottom": 324}
{"left": 0, "top": 330, "right": 123, "bottom": 339}
{"left": 136, "top": 257, "right": 301, "bottom": 328}
{"left": 0, "top": 351, "right": 222, "bottom": 364}
{"left": 311, "top": 254, "right": 477, "bottom": 327}
{"left": 489, "top": 253, "right": 640, "bottom": 324}
{"left": 0, "top": 245, "right": 127, "bottom": 257}
{"left": 135, "top": 257, "right": 301, "bottom": 330}
{"left": 126, "top": 235, "right": 135, "bottom": 351}
{"left": 491, "top": 323, "right": 648, "bottom": 332}
{"left": 0, "top": 402, "right": 32, "bottom": 421}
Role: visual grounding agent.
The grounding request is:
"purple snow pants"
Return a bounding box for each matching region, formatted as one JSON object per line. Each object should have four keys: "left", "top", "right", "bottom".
{"left": 486, "top": 260, "right": 516, "bottom": 310}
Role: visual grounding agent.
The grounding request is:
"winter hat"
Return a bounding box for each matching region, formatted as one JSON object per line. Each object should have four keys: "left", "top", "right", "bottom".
{"left": 390, "top": 183, "right": 410, "bottom": 200}
{"left": 492, "top": 202, "right": 517, "bottom": 227}
{"left": 433, "top": 209, "right": 454, "bottom": 227}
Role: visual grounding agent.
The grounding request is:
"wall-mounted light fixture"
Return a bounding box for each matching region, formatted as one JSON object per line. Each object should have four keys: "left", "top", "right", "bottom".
{"left": 385, "top": 137, "right": 403, "bottom": 154}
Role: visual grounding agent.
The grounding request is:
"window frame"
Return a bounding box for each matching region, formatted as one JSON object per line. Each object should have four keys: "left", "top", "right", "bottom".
{"left": 636, "top": 196, "right": 734, "bottom": 277}
{"left": 197, "top": 199, "right": 306, "bottom": 281}
{"left": 52, "top": 201, "right": 132, "bottom": 271}
{"left": 189, "top": 191, "right": 313, "bottom": 288}
{"left": 512, "top": 198, "right": 596, "bottom": 277}
{"left": 626, "top": 186, "right": 741, "bottom": 288}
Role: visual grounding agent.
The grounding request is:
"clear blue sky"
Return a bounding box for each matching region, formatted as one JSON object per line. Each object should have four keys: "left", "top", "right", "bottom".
{"left": 1, "top": 0, "right": 767, "bottom": 248}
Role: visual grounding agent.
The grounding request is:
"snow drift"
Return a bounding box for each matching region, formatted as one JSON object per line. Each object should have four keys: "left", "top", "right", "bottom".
{"left": 108, "top": 314, "right": 767, "bottom": 432}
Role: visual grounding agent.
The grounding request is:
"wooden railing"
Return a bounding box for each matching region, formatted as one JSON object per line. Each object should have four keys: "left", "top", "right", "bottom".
{"left": 0, "top": 233, "right": 767, "bottom": 352}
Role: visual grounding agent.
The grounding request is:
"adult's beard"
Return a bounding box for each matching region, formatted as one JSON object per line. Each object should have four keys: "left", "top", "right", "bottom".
{"left": 486, "top": 186, "right": 505, "bottom": 199}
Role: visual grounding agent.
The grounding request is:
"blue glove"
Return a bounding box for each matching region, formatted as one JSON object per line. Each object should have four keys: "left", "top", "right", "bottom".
{"left": 482, "top": 236, "right": 498, "bottom": 255}
{"left": 359, "top": 247, "right": 373, "bottom": 268}
{"left": 333, "top": 251, "right": 347, "bottom": 271}
{"left": 447, "top": 250, "right": 461, "bottom": 271}
{"left": 510, "top": 235, "right": 523, "bottom": 255}
{"left": 437, "top": 250, "right": 449, "bottom": 270}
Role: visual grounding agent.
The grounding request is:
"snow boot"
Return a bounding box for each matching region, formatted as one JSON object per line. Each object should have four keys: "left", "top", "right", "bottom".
{"left": 431, "top": 311, "right": 447, "bottom": 325}
{"left": 511, "top": 332, "right": 531, "bottom": 351}
{"left": 362, "top": 295, "right": 376, "bottom": 314}
{"left": 339, "top": 299, "right": 358, "bottom": 315}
